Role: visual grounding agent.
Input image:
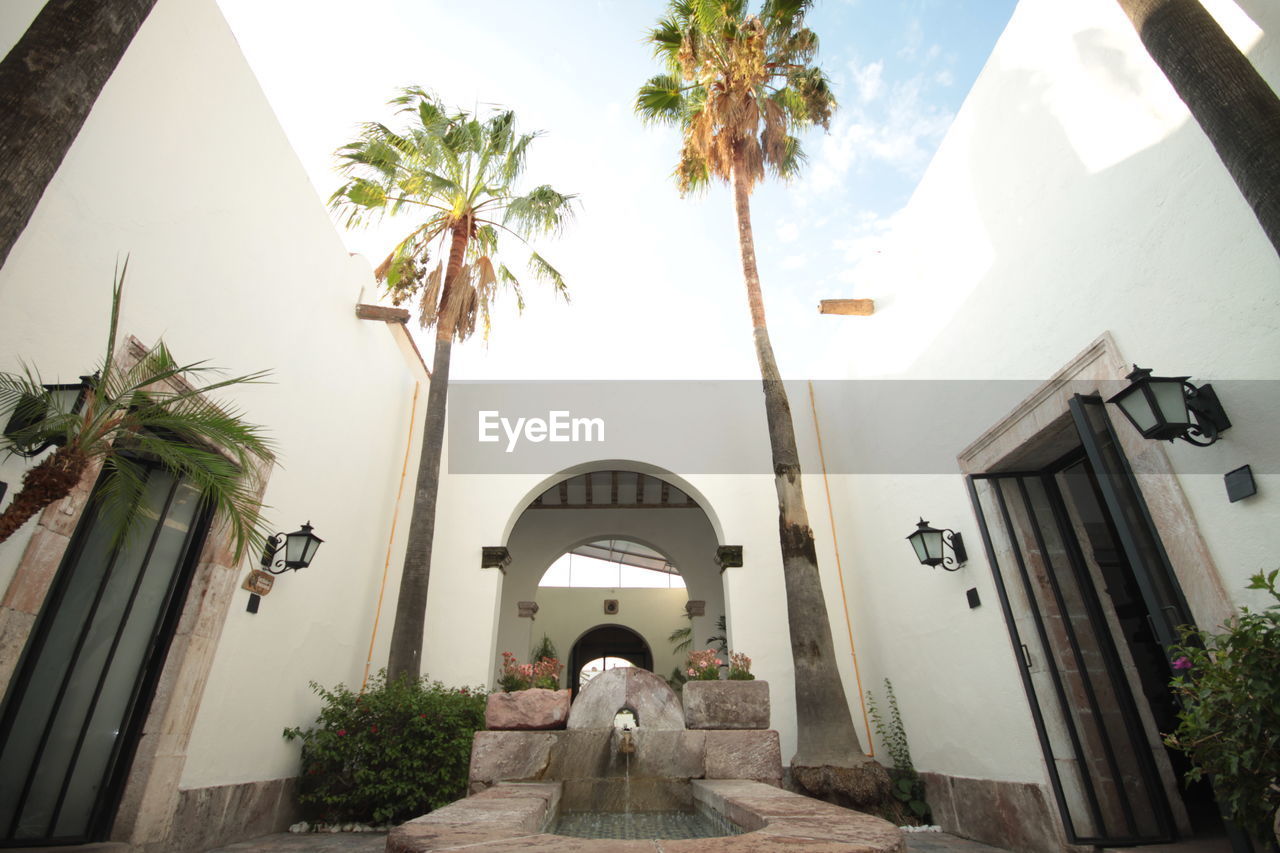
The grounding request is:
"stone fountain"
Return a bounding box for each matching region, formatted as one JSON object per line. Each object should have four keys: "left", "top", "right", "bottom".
{"left": 387, "top": 668, "right": 905, "bottom": 852}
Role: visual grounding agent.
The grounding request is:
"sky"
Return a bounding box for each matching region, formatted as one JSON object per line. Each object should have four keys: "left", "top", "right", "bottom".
{"left": 214, "top": 0, "right": 1018, "bottom": 381}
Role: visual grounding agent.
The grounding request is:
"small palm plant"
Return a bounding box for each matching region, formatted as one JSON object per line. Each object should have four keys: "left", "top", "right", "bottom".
{"left": 0, "top": 262, "right": 273, "bottom": 556}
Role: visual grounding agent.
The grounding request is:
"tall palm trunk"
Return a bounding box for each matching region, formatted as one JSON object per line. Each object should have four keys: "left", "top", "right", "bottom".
{"left": 730, "top": 166, "right": 872, "bottom": 774}
{"left": 0, "top": 0, "right": 158, "bottom": 273}
{"left": 387, "top": 220, "right": 470, "bottom": 681}
{"left": 1116, "top": 0, "right": 1280, "bottom": 258}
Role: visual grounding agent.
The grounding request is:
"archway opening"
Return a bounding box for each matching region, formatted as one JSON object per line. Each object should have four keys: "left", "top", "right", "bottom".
{"left": 568, "top": 625, "right": 652, "bottom": 695}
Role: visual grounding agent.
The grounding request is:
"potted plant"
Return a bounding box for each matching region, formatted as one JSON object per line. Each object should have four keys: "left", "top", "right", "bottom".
{"left": 484, "top": 651, "right": 570, "bottom": 730}
{"left": 681, "top": 649, "right": 770, "bottom": 730}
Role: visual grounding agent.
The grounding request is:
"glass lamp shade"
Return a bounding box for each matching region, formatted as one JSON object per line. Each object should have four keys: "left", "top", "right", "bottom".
{"left": 1108, "top": 366, "right": 1193, "bottom": 441}
{"left": 283, "top": 522, "right": 323, "bottom": 569}
{"left": 906, "top": 519, "right": 945, "bottom": 567}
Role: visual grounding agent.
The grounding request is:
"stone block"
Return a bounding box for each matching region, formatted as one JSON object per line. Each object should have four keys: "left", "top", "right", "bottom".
{"left": 703, "top": 730, "right": 782, "bottom": 785}
{"left": 469, "top": 731, "right": 558, "bottom": 784}
{"left": 485, "top": 688, "right": 570, "bottom": 730}
{"left": 543, "top": 729, "right": 612, "bottom": 778}
{"left": 682, "top": 680, "right": 770, "bottom": 729}
{"left": 941, "top": 773, "right": 1065, "bottom": 853}
{"left": 2, "top": 525, "right": 69, "bottom": 613}
{"left": 567, "top": 667, "right": 684, "bottom": 730}
{"left": 629, "top": 730, "right": 706, "bottom": 779}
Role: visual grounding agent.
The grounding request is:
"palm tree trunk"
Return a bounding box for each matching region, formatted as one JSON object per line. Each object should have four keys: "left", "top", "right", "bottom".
{"left": 0, "top": 447, "right": 88, "bottom": 543}
{"left": 0, "top": 0, "right": 158, "bottom": 273}
{"left": 1116, "top": 0, "right": 1280, "bottom": 258}
{"left": 386, "top": 221, "right": 470, "bottom": 682}
{"left": 730, "top": 167, "right": 875, "bottom": 777}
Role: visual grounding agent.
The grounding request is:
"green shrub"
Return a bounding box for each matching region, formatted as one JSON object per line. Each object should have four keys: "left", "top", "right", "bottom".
{"left": 282, "top": 672, "right": 486, "bottom": 825}
{"left": 1165, "top": 570, "right": 1280, "bottom": 842}
{"left": 867, "top": 678, "right": 931, "bottom": 824}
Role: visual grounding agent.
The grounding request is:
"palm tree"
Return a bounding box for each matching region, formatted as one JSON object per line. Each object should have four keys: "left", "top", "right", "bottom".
{"left": 0, "top": 262, "right": 273, "bottom": 555}
{"left": 636, "top": 0, "right": 887, "bottom": 804}
{"left": 331, "top": 89, "right": 574, "bottom": 682}
{"left": 1115, "top": 0, "right": 1280, "bottom": 259}
{"left": 0, "top": 0, "right": 159, "bottom": 273}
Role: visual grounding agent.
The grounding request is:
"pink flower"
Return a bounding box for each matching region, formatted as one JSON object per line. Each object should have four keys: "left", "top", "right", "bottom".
{"left": 337, "top": 729, "right": 347, "bottom": 737}
{"left": 1172, "top": 656, "right": 1192, "bottom": 671}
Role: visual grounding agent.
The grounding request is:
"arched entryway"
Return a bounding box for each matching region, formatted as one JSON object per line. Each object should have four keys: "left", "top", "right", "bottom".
{"left": 569, "top": 624, "right": 652, "bottom": 694}
{"left": 494, "top": 464, "right": 727, "bottom": 697}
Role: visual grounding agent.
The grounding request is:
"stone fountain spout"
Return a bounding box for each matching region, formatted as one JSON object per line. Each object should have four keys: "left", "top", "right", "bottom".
{"left": 616, "top": 725, "right": 637, "bottom": 755}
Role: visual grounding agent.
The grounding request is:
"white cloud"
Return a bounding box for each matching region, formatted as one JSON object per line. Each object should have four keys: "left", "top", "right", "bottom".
{"left": 806, "top": 74, "right": 954, "bottom": 193}
{"left": 777, "top": 222, "right": 800, "bottom": 243}
{"left": 832, "top": 208, "right": 905, "bottom": 284}
{"left": 850, "top": 59, "right": 884, "bottom": 104}
{"left": 935, "top": 69, "right": 954, "bottom": 87}
{"left": 781, "top": 254, "right": 808, "bottom": 270}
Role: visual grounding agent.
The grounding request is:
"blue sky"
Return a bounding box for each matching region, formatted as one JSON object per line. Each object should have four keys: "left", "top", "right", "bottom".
{"left": 217, "top": 0, "right": 1018, "bottom": 380}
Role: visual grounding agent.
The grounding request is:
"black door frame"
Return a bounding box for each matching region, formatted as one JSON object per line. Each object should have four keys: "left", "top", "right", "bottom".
{"left": 965, "top": 394, "right": 1200, "bottom": 846}
{"left": 0, "top": 463, "right": 212, "bottom": 846}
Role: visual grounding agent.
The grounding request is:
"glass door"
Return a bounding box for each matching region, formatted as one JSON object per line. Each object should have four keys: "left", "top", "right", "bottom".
{"left": 0, "top": 465, "right": 211, "bottom": 845}
{"left": 968, "top": 462, "right": 1176, "bottom": 845}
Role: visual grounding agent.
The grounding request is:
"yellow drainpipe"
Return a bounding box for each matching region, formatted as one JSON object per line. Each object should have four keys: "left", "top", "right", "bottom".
{"left": 362, "top": 380, "right": 421, "bottom": 692}
{"left": 807, "top": 381, "right": 875, "bottom": 756}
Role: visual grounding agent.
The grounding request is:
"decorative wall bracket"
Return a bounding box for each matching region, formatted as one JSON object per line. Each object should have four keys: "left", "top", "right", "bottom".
{"left": 481, "top": 546, "right": 512, "bottom": 572}
{"left": 517, "top": 600, "right": 538, "bottom": 619}
{"left": 715, "top": 545, "right": 743, "bottom": 572}
{"left": 685, "top": 600, "right": 706, "bottom": 617}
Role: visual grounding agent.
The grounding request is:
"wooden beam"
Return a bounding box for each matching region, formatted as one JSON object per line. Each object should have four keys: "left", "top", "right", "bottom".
{"left": 819, "top": 298, "right": 874, "bottom": 316}
{"left": 355, "top": 303, "right": 410, "bottom": 323}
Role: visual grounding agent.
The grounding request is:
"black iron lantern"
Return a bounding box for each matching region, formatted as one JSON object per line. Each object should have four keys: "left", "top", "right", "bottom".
{"left": 1107, "top": 365, "right": 1231, "bottom": 447}
{"left": 2, "top": 374, "right": 97, "bottom": 457}
{"left": 261, "top": 521, "right": 324, "bottom": 574}
{"left": 906, "top": 518, "right": 967, "bottom": 571}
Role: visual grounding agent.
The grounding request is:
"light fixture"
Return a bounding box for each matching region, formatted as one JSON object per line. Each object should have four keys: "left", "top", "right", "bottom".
{"left": 1107, "top": 365, "right": 1231, "bottom": 447}
{"left": 260, "top": 521, "right": 324, "bottom": 574}
{"left": 906, "top": 518, "right": 967, "bottom": 571}
{"left": 2, "top": 373, "right": 97, "bottom": 457}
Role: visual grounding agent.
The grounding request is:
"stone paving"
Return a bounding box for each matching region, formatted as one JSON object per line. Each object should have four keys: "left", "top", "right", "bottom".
{"left": 205, "top": 828, "right": 1010, "bottom": 853}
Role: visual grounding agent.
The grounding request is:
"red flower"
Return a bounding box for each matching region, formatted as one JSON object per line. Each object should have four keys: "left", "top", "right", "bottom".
{"left": 337, "top": 729, "right": 347, "bottom": 737}
{"left": 370, "top": 725, "right": 378, "bottom": 734}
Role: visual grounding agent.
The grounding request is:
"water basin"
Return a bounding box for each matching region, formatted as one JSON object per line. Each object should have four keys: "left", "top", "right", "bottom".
{"left": 553, "top": 807, "right": 745, "bottom": 840}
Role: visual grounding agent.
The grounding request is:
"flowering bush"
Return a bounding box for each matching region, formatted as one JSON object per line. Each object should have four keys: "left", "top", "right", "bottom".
{"left": 282, "top": 672, "right": 485, "bottom": 825}
{"left": 727, "top": 651, "right": 755, "bottom": 680}
{"left": 498, "top": 651, "right": 562, "bottom": 691}
{"left": 1164, "top": 570, "right": 1280, "bottom": 842}
{"left": 686, "top": 649, "right": 723, "bottom": 680}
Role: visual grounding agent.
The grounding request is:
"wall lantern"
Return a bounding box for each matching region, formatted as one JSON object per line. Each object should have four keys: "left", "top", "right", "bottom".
{"left": 1107, "top": 365, "right": 1231, "bottom": 447}
{"left": 906, "top": 518, "right": 967, "bottom": 571}
{"left": 2, "top": 374, "right": 97, "bottom": 457}
{"left": 260, "top": 521, "right": 324, "bottom": 574}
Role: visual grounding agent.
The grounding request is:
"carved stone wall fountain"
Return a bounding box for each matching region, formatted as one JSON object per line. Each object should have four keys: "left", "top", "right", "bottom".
{"left": 387, "top": 668, "right": 906, "bottom": 851}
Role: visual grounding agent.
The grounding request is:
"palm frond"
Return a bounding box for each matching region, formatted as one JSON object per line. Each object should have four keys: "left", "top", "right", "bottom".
{"left": 503, "top": 185, "right": 576, "bottom": 237}
{"left": 528, "top": 251, "right": 569, "bottom": 302}
{"left": 636, "top": 74, "right": 691, "bottom": 126}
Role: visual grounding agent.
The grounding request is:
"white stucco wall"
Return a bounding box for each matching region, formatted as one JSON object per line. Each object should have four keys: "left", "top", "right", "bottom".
{"left": 528, "top": 586, "right": 691, "bottom": 686}
{"left": 0, "top": 0, "right": 427, "bottom": 789}
{"left": 815, "top": 0, "right": 1280, "bottom": 788}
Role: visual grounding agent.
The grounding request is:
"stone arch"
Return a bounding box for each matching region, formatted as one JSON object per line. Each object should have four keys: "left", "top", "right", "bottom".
{"left": 499, "top": 459, "right": 727, "bottom": 545}
{"left": 495, "top": 463, "right": 726, "bottom": 695}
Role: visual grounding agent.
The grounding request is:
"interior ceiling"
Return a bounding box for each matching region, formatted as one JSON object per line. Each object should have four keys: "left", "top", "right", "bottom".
{"left": 529, "top": 470, "right": 699, "bottom": 511}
